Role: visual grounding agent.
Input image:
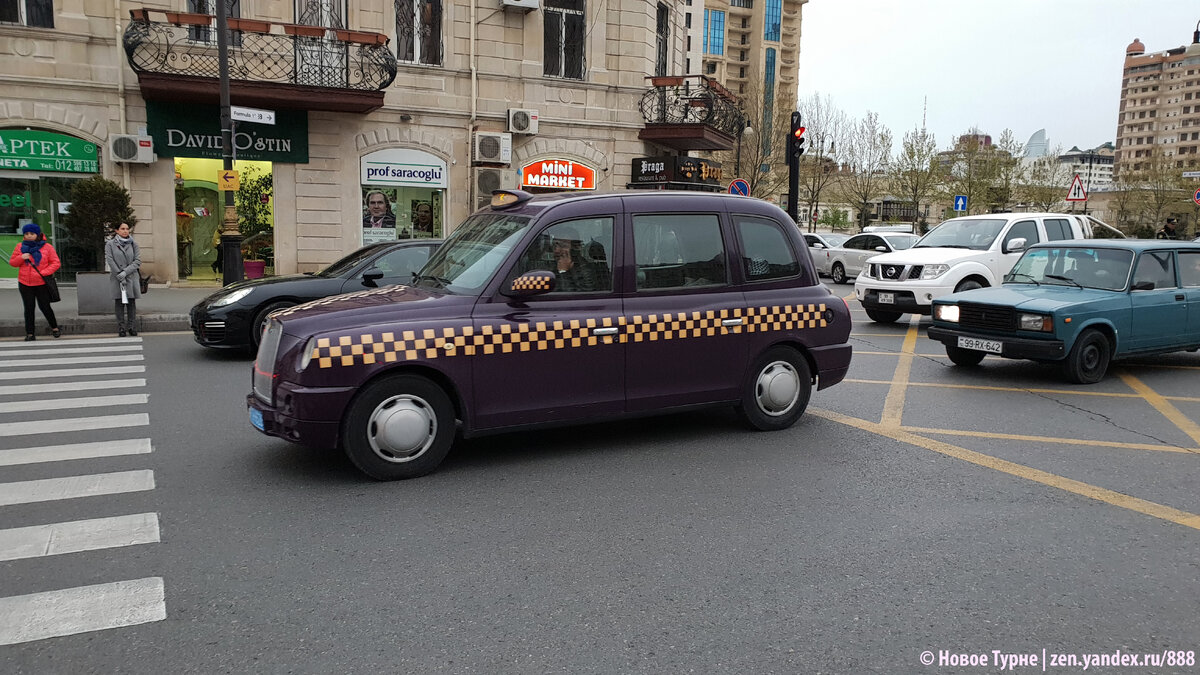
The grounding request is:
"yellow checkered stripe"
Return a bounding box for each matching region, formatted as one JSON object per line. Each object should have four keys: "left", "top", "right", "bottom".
{"left": 510, "top": 273, "right": 553, "bottom": 292}
{"left": 309, "top": 303, "right": 827, "bottom": 369}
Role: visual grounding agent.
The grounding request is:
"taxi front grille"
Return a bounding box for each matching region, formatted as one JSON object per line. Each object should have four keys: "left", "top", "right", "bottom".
{"left": 958, "top": 303, "right": 1016, "bottom": 331}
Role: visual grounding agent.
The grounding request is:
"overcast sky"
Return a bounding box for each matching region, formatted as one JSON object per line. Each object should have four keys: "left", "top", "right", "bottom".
{"left": 797, "top": 0, "right": 1200, "bottom": 153}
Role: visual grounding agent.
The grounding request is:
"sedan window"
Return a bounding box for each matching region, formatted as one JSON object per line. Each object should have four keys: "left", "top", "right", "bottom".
{"left": 1133, "top": 251, "right": 1177, "bottom": 289}
{"left": 1181, "top": 252, "right": 1200, "bottom": 287}
{"left": 373, "top": 246, "right": 432, "bottom": 278}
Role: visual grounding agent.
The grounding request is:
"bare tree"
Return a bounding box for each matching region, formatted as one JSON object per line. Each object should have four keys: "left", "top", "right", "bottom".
{"left": 1133, "top": 145, "right": 1191, "bottom": 229}
{"left": 834, "top": 111, "right": 892, "bottom": 231}
{"left": 988, "top": 129, "right": 1025, "bottom": 212}
{"left": 795, "top": 93, "right": 848, "bottom": 232}
{"left": 889, "top": 125, "right": 940, "bottom": 233}
{"left": 1106, "top": 174, "right": 1147, "bottom": 234}
{"left": 709, "top": 81, "right": 797, "bottom": 202}
{"left": 939, "top": 128, "right": 996, "bottom": 216}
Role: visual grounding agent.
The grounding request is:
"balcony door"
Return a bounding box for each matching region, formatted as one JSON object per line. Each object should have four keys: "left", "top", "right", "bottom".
{"left": 295, "top": 0, "right": 347, "bottom": 87}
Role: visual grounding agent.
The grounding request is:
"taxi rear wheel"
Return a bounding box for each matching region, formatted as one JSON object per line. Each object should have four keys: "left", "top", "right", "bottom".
{"left": 1063, "top": 329, "right": 1111, "bottom": 384}
{"left": 736, "top": 347, "right": 812, "bottom": 431}
{"left": 830, "top": 263, "right": 847, "bottom": 285}
{"left": 342, "top": 374, "right": 455, "bottom": 480}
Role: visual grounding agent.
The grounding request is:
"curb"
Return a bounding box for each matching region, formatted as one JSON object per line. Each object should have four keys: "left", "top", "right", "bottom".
{"left": 0, "top": 314, "right": 191, "bottom": 338}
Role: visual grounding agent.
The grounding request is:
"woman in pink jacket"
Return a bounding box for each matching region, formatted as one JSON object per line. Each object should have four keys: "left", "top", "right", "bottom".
{"left": 9, "top": 223, "right": 61, "bottom": 341}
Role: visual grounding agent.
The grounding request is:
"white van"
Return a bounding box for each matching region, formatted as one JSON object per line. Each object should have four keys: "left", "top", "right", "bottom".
{"left": 853, "top": 213, "right": 1124, "bottom": 323}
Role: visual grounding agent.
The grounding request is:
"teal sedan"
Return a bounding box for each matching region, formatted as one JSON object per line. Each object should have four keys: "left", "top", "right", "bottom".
{"left": 927, "top": 240, "right": 1200, "bottom": 383}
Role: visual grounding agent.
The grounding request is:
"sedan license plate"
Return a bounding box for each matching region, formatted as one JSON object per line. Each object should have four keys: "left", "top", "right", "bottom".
{"left": 249, "top": 407, "right": 265, "bottom": 431}
{"left": 878, "top": 292, "right": 895, "bottom": 304}
{"left": 957, "top": 336, "right": 1002, "bottom": 354}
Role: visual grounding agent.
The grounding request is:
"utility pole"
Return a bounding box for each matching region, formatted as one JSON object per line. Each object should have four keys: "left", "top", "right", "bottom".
{"left": 216, "top": 0, "right": 243, "bottom": 285}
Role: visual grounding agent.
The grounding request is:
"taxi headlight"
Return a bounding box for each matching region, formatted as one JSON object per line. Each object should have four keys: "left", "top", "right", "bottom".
{"left": 934, "top": 304, "right": 959, "bottom": 322}
{"left": 921, "top": 264, "right": 950, "bottom": 279}
{"left": 1019, "top": 313, "right": 1053, "bottom": 332}
{"left": 299, "top": 337, "right": 317, "bottom": 371}
{"left": 210, "top": 287, "right": 253, "bottom": 307}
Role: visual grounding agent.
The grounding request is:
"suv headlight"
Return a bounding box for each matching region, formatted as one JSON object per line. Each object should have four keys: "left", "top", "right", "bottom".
{"left": 921, "top": 264, "right": 950, "bottom": 279}
{"left": 211, "top": 287, "right": 253, "bottom": 307}
{"left": 1018, "top": 313, "right": 1052, "bottom": 332}
{"left": 934, "top": 304, "right": 959, "bottom": 322}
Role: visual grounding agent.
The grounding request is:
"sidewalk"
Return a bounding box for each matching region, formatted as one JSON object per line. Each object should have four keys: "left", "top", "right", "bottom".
{"left": 0, "top": 282, "right": 221, "bottom": 338}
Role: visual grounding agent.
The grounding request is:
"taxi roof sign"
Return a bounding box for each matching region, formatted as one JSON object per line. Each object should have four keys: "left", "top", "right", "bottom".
{"left": 490, "top": 189, "right": 533, "bottom": 209}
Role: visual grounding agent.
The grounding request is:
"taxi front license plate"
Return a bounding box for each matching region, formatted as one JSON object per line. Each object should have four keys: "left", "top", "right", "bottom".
{"left": 878, "top": 292, "right": 895, "bottom": 304}
{"left": 249, "top": 408, "right": 264, "bottom": 431}
{"left": 957, "top": 336, "right": 1002, "bottom": 354}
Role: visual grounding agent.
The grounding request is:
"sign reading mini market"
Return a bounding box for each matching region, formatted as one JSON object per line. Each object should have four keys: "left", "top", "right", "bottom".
{"left": 0, "top": 130, "right": 98, "bottom": 173}
{"left": 521, "top": 159, "right": 596, "bottom": 190}
{"left": 147, "top": 102, "right": 308, "bottom": 163}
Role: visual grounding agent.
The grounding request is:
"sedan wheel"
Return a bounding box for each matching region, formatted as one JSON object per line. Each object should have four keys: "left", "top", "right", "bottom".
{"left": 251, "top": 301, "right": 295, "bottom": 350}
{"left": 342, "top": 375, "right": 456, "bottom": 480}
{"left": 831, "top": 263, "right": 846, "bottom": 285}
{"left": 736, "top": 346, "right": 812, "bottom": 431}
{"left": 1063, "top": 329, "right": 1111, "bottom": 384}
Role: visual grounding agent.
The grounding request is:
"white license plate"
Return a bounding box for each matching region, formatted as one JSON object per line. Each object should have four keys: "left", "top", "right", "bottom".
{"left": 249, "top": 408, "right": 265, "bottom": 431}
{"left": 878, "top": 292, "right": 894, "bottom": 304}
{"left": 957, "top": 336, "right": 1003, "bottom": 354}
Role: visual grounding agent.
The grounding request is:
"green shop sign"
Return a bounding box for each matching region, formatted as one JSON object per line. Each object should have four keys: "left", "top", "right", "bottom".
{"left": 147, "top": 102, "right": 309, "bottom": 163}
{"left": 0, "top": 130, "right": 98, "bottom": 173}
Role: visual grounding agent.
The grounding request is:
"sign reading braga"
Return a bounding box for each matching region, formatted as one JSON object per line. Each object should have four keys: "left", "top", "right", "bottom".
{"left": 521, "top": 159, "right": 596, "bottom": 190}
{"left": 360, "top": 148, "right": 448, "bottom": 188}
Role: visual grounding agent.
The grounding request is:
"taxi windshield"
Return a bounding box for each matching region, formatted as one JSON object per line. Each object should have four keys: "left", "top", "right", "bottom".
{"left": 1005, "top": 247, "right": 1133, "bottom": 291}
{"left": 414, "top": 213, "right": 532, "bottom": 293}
{"left": 914, "top": 218, "right": 1006, "bottom": 250}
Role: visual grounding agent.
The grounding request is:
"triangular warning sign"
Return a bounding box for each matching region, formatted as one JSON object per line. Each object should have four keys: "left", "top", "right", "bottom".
{"left": 1066, "top": 174, "right": 1087, "bottom": 202}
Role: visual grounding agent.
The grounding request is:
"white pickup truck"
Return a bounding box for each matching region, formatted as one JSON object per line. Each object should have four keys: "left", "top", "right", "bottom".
{"left": 853, "top": 212, "right": 1125, "bottom": 323}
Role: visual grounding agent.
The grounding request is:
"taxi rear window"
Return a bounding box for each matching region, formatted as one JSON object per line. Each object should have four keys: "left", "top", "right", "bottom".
{"left": 632, "top": 214, "right": 727, "bottom": 291}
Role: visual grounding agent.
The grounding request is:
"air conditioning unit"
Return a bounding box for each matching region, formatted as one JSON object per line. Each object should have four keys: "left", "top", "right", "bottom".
{"left": 500, "top": 0, "right": 539, "bottom": 12}
{"left": 110, "top": 135, "right": 155, "bottom": 163}
{"left": 474, "top": 167, "right": 518, "bottom": 209}
{"left": 507, "top": 108, "right": 539, "bottom": 135}
{"left": 472, "top": 131, "right": 512, "bottom": 165}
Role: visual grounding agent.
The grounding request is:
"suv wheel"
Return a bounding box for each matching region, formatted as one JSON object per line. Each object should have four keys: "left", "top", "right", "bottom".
{"left": 955, "top": 279, "right": 984, "bottom": 293}
{"left": 342, "top": 374, "right": 456, "bottom": 480}
{"left": 831, "top": 263, "right": 846, "bottom": 285}
{"left": 865, "top": 308, "right": 903, "bottom": 323}
{"left": 736, "top": 346, "right": 812, "bottom": 431}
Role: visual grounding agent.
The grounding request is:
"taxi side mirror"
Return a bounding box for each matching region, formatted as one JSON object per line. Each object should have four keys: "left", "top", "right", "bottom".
{"left": 1004, "top": 237, "right": 1027, "bottom": 254}
{"left": 362, "top": 267, "right": 384, "bottom": 287}
{"left": 504, "top": 270, "right": 557, "bottom": 298}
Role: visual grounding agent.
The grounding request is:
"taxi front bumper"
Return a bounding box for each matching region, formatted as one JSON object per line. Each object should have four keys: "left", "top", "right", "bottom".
{"left": 246, "top": 382, "right": 358, "bottom": 449}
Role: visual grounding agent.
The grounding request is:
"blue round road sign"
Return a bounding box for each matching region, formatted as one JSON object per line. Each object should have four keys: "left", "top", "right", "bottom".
{"left": 729, "top": 178, "right": 750, "bottom": 196}
{"left": 1194, "top": 188, "right": 1200, "bottom": 206}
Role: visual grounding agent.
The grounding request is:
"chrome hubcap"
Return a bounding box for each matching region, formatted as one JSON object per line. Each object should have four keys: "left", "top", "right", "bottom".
{"left": 755, "top": 361, "right": 800, "bottom": 416}
{"left": 367, "top": 395, "right": 437, "bottom": 463}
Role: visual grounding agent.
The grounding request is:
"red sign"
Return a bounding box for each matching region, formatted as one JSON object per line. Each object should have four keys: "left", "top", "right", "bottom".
{"left": 520, "top": 159, "right": 596, "bottom": 190}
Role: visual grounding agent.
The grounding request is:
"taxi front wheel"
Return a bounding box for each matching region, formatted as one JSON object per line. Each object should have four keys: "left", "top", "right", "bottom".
{"left": 342, "top": 374, "right": 456, "bottom": 480}
{"left": 736, "top": 347, "right": 812, "bottom": 431}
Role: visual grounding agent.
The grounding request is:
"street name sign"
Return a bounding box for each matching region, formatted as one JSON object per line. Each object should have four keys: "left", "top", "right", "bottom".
{"left": 1066, "top": 174, "right": 1087, "bottom": 202}
{"left": 1183, "top": 171, "right": 1200, "bottom": 178}
{"left": 728, "top": 178, "right": 750, "bottom": 196}
{"left": 217, "top": 170, "right": 240, "bottom": 191}
{"left": 953, "top": 195, "right": 967, "bottom": 212}
{"left": 230, "top": 106, "right": 276, "bottom": 125}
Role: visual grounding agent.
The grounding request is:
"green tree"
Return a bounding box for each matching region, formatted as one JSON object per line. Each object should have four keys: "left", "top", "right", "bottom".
{"left": 889, "top": 125, "right": 940, "bottom": 233}
{"left": 939, "top": 129, "right": 997, "bottom": 216}
{"left": 236, "top": 166, "right": 274, "bottom": 237}
{"left": 63, "top": 176, "right": 137, "bottom": 270}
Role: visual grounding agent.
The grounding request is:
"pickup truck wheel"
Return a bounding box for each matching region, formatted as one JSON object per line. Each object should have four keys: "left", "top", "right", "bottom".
{"left": 831, "top": 263, "right": 847, "bottom": 284}
{"left": 946, "top": 345, "right": 986, "bottom": 367}
{"left": 736, "top": 346, "right": 812, "bottom": 431}
{"left": 1063, "top": 329, "right": 1110, "bottom": 384}
{"left": 342, "top": 374, "right": 456, "bottom": 480}
{"left": 865, "top": 308, "right": 903, "bottom": 323}
{"left": 954, "top": 279, "right": 984, "bottom": 293}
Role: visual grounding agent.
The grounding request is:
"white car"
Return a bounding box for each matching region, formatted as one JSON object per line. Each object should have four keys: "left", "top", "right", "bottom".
{"left": 823, "top": 232, "right": 919, "bottom": 284}
{"left": 803, "top": 233, "right": 850, "bottom": 276}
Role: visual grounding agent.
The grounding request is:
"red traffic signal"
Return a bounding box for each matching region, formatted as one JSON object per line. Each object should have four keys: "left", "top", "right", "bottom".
{"left": 793, "top": 126, "right": 806, "bottom": 139}
{"left": 789, "top": 112, "right": 806, "bottom": 159}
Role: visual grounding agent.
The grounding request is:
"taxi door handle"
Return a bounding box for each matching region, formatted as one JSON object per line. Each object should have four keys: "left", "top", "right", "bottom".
{"left": 722, "top": 318, "right": 743, "bottom": 326}
{"left": 592, "top": 327, "right": 620, "bottom": 336}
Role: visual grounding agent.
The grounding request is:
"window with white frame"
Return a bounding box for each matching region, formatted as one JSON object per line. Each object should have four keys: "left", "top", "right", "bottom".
{"left": 396, "top": 0, "right": 442, "bottom": 65}
{"left": 0, "top": 0, "right": 54, "bottom": 28}
{"left": 544, "top": 0, "right": 585, "bottom": 79}
{"left": 187, "top": 0, "right": 239, "bottom": 43}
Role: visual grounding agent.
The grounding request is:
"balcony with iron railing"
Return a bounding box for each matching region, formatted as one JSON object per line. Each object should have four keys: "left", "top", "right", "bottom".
{"left": 638, "top": 75, "right": 742, "bottom": 151}
{"left": 122, "top": 8, "right": 397, "bottom": 113}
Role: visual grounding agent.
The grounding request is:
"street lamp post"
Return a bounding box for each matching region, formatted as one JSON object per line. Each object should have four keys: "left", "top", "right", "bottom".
{"left": 216, "top": 0, "right": 243, "bottom": 285}
{"left": 734, "top": 119, "right": 755, "bottom": 177}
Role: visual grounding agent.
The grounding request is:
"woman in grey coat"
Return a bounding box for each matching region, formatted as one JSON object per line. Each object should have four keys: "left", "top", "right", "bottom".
{"left": 105, "top": 222, "right": 141, "bottom": 337}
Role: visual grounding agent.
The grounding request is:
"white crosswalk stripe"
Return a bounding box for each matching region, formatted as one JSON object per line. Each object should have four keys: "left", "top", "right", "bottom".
{"left": 0, "top": 340, "right": 167, "bottom": 644}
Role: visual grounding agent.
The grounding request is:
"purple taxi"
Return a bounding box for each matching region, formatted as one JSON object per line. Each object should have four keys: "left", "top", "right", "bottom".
{"left": 248, "top": 190, "right": 854, "bottom": 480}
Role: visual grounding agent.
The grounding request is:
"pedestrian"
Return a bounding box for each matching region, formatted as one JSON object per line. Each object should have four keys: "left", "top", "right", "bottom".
{"left": 1156, "top": 217, "right": 1181, "bottom": 240}
{"left": 8, "top": 223, "right": 61, "bottom": 341}
{"left": 105, "top": 222, "right": 142, "bottom": 337}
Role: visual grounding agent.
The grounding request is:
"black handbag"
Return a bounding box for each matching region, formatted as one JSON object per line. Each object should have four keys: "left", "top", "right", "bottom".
{"left": 41, "top": 274, "right": 61, "bottom": 303}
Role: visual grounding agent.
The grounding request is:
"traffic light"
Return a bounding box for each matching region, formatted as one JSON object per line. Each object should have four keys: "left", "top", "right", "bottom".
{"left": 789, "top": 112, "right": 806, "bottom": 160}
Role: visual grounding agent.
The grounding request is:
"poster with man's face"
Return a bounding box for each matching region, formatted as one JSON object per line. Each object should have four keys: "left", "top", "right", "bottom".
{"left": 411, "top": 200, "right": 435, "bottom": 236}
{"left": 362, "top": 188, "right": 397, "bottom": 245}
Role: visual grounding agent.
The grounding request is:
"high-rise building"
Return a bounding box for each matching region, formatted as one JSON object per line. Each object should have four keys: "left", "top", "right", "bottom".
{"left": 1113, "top": 33, "right": 1200, "bottom": 177}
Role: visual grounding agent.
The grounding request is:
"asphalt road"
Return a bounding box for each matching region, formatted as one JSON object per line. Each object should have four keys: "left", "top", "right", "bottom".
{"left": 2, "top": 323, "right": 1199, "bottom": 674}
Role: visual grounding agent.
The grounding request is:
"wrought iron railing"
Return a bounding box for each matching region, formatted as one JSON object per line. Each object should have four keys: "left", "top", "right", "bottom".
{"left": 122, "top": 9, "right": 397, "bottom": 91}
{"left": 638, "top": 75, "right": 743, "bottom": 139}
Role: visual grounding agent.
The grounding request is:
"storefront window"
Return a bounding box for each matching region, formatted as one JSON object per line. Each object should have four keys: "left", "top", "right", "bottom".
{"left": 360, "top": 148, "right": 447, "bottom": 245}
{"left": 173, "top": 157, "right": 274, "bottom": 280}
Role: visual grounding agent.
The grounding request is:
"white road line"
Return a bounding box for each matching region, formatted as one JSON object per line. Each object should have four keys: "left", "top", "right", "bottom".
{"left": 0, "top": 345, "right": 143, "bottom": 357}
{"left": 0, "top": 365, "right": 145, "bottom": 381}
{"left": 0, "top": 513, "right": 160, "bottom": 562}
{"left": 0, "top": 438, "right": 152, "bottom": 467}
{"left": 0, "top": 470, "right": 155, "bottom": 507}
{"left": 0, "top": 413, "right": 148, "bottom": 438}
{"left": 0, "top": 337, "right": 143, "bottom": 348}
{"left": 0, "top": 355, "right": 143, "bottom": 368}
{"left": 0, "top": 394, "right": 147, "bottom": 414}
{"left": 0, "top": 378, "right": 146, "bottom": 397}
{"left": 0, "top": 577, "right": 166, "bottom": 646}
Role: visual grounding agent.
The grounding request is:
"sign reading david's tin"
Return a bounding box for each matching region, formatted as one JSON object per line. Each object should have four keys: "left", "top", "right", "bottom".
{"left": 0, "top": 130, "right": 98, "bottom": 173}
{"left": 147, "top": 102, "right": 308, "bottom": 163}
{"left": 360, "top": 148, "right": 447, "bottom": 188}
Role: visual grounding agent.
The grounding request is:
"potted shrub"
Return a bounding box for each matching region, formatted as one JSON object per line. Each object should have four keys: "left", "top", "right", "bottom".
{"left": 62, "top": 176, "right": 137, "bottom": 315}
{"left": 236, "top": 166, "right": 274, "bottom": 278}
